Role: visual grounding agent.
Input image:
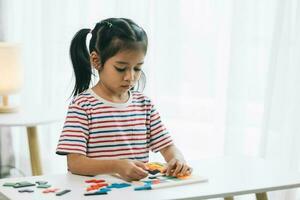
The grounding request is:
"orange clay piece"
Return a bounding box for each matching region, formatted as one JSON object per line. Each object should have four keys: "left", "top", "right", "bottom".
{"left": 177, "top": 174, "right": 191, "bottom": 179}
{"left": 147, "top": 162, "right": 192, "bottom": 178}
{"left": 86, "top": 183, "right": 108, "bottom": 191}
{"left": 146, "top": 162, "right": 166, "bottom": 173}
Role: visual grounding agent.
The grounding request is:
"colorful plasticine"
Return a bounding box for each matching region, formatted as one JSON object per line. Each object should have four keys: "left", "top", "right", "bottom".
{"left": 13, "top": 181, "right": 36, "bottom": 188}
{"left": 37, "top": 184, "right": 51, "bottom": 188}
{"left": 56, "top": 189, "right": 71, "bottom": 196}
{"left": 18, "top": 189, "right": 34, "bottom": 193}
{"left": 42, "top": 188, "right": 59, "bottom": 193}
{"left": 85, "top": 179, "right": 106, "bottom": 183}
{"left": 86, "top": 183, "right": 108, "bottom": 191}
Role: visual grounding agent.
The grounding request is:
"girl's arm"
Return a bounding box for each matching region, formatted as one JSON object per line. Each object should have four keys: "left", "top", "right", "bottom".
{"left": 160, "top": 144, "right": 192, "bottom": 177}
{"left": 67, "top": 154, "right": 148, "bottom": 181}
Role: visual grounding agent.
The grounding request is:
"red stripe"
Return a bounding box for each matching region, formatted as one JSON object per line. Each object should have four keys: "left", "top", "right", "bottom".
{"left": 89, "top": 133, "right": 146, "bottom": 139}
{"left": 95, "top": 106, "right": 114, "bottom": 109}
{"left": 151, "top": 135, "right": 171, "bottom": 146}
{"left": 61, "top": 134, "right": 88, "bottom": 139}
{"left": 89, "top": 137, "right": 147, "bottom": 144}
{"left": 67, "top": 116, "right": 87, "bottom": 121}
{"left": 132, "top": 94, "right": 143, "bottom": 98}
{"left": 90, "top": 108, "right": 148, "bottom": 115}
{"left": 150, "top": 112, "right": 159, "bottom": 118}
{"left": 132, "top": 92, "right": 143, "bottom": 96}
{"left": 88, "top": 151, "right": 148, "bottom": 158}
{"left": 151, "top": 127, "right": 167, "bottom": 138}
{"left": 74, "top": 92, "right": 150, "bottom": 106}
{"left": 57, "top": 147, "right": 86, "bottom": 153}
{"left": 134, "top": 96, "right": 146, "bottom": 100}
{"left": 151, "top": 115, "right": 160, "bottom": 122}
{"left": 87, "top": 147, "right": 146, "bottom": 153}
{"left": 90, "top": 122, "right": 146, "bottom": 130}
{"left": 69, "top": 105, "right": 86, "bottom": 111}
{"left": 151, "top": 124, "right": 164, "bottom": 133}
{"left": 128, "top": 104, "right": 151, "bottom": 109}
{"left": 92, "top": 104, "right": 151, "bottom": 110}
{"left": 75, "top": 97, "right": 88, "bottom": 105}
{"left": 89, "top": 118, "right": 146, "bottom": 125}
{"left": 58, "top": 143, "right": 86, "bottom": 148}
{"left": 76, "top": 96, "right": 97, "bottom": 105}
{"left": 62, "top": 130, "right": 88, "bottom": 136}
{"left": 88, "top": 103, "right": 149, "bottom": 110}
{"left": 152, "top": 138, "right": 172, "bottom": 151}
{"left": 65, "top": 120, "right": 88, "bottom": 126}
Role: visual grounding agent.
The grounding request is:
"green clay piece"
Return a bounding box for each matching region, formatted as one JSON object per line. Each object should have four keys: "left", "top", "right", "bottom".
{"left": 37, "top": 184, "right": 51, "bottom": 188}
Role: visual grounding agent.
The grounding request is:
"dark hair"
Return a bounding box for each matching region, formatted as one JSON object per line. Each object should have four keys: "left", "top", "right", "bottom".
{"left": 70, "top": 18, "right": 148, "bottom": 96}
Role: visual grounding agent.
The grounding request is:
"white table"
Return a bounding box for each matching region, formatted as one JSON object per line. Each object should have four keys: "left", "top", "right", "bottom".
{"left": 0, "top": 157, "right": 300, "bottom": 200}
{"left": 0, "top": 109, "right": 62, "bottom": 176}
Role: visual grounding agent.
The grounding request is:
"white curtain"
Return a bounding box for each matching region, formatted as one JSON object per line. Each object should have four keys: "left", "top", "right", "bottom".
{"left": 0, "top": 0, "right": 15, "bottom": 178}
{"left": 2, "top": 0, "right": 300, "bottom": 199}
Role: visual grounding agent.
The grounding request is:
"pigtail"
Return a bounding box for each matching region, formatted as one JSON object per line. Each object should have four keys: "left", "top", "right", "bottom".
{"left": 70, "top": 28, "right": 91, "bottom": 96}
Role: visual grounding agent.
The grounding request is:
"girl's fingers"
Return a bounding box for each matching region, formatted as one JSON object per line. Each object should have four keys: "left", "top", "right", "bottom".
{"left": 187, "top": 167, "right": 193, "bottom": 175}
{"left": 173, "top": 161, "right": 183, "bottom": 176}
{"left": 130, "top": 174, "right": 141, "bottom": 181}
{"left": 179, "top": 164, "right": 189, "bottom": 176}
{"left": 121, "top": 174, "right": 133, "bottom": 182}
{"left": 182, "top": 167, "right": 193, "bottom": 176}
{"left": 166, "top": 160, "right": 176, "bottom": 176}
{"left": 165, "top": 160, "right": 193, "bottom": 177}
{"left": 125, "top": 170, "right": 145, "bottom": 181}
{"left": 135, "top": 168, "right": 148, "bottom": 177}
{"left": 133, "top": 165, "right": 148, "bottom": 177}
{"left": 134, "top": 161, "right": 149, "bottom": 172}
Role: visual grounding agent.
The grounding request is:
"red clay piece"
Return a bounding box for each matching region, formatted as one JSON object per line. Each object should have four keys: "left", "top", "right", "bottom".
{"left": 85, "top": 179, "right": 106, "bottom": 183}
{"left": 42, "top": 188, "right": 59, "bottom": 193}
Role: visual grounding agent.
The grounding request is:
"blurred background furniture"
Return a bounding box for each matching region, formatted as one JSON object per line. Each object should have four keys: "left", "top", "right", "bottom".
{"left": 0, "top": 110, "right": 60, "bottom": 176}
{"left": 0, "top": 42, "right": 22, "bottom": 113}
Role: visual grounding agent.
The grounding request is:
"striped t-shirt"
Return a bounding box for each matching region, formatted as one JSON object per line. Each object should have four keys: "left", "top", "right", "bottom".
{"left": 56, "top": 89, "right": 173, "bottom": 162}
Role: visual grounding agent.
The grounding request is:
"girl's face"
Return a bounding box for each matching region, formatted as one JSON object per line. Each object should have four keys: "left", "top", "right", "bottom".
{"left": 94, "top": 49, "right": 145, "bottom": 97}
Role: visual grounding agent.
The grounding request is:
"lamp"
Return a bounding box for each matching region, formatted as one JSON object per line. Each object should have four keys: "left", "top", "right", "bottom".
{"left": 0, "top": 42, "right": 22, "bottom": 113}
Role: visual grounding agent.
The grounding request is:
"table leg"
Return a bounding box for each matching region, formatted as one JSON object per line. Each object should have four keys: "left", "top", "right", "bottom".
{"left": 224, "top": 197, "right": 234, "bottom": 200}
{"left": 256, "top": 192, "right": 268, "bottom": 200}
{"left": 26, "top": 126, "right": 42, "bottom": 175}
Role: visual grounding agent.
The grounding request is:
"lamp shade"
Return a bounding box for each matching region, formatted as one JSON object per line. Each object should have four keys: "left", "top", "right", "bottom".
{"left": 0, "top": 43, "right": 22, "bottom": 95}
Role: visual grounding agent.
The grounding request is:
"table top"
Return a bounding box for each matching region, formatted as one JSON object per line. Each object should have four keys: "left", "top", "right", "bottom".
{"left": 1, "top": 156, "right": 300, "bottom": 200}
{"left": 0, "top": 108, "right": 64, "bottom": 126}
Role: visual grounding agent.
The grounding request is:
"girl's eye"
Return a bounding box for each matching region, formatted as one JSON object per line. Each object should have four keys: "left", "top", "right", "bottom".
{"left": 114, "top": 66, "right": 126, "bottom": 72}
{"left": 134, "top": 68, "right": 142, "bottom": 72}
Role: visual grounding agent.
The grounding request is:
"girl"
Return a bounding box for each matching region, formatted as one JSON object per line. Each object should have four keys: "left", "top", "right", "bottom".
{"left": 56, "top": 18, "right": 192, "bottom": 181}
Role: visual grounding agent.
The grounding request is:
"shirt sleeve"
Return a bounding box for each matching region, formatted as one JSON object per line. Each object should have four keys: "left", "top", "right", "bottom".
{"left": 56, "top": 100, "right": 89, "bottom": 156}
{"left": 148, "top": 103, "right": 173, "bottom": 153}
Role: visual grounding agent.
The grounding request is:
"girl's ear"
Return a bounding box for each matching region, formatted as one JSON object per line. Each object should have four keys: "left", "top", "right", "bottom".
{"left": 90, "top": 51, "right": 101, "bottom": 70}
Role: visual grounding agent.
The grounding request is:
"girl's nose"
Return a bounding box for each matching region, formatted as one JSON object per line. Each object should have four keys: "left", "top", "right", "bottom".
{"left": 124, "top": 69, "right": 135, "bottom": 81}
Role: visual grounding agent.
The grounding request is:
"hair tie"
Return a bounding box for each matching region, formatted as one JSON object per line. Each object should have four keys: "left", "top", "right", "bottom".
{"left": 102, "top": 21, "right": 113, "bottom": 28}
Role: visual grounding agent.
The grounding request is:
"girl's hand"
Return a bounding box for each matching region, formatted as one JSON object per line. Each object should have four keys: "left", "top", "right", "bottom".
{"left": 164, "top": 158, "right": 193, "bottom": 177}
{"left": 115, "top": 159, "right": 149, "bottom": 181}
